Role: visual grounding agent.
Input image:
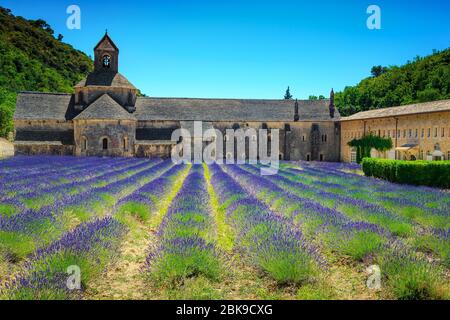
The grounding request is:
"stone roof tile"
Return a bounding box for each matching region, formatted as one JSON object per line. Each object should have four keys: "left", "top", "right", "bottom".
{"left": 14, "top": 92, "right": 74, "bottom": 121}
{"left": 75, "top": 72, "right": 136, "bottom": 89}
{"left": 342, "top": 99, "right": 450, "bottom": 121}
{"left": 134, "top": 97, "right": 338, "bottom": 122}
{"left": 74, "top": 94, "right": 136, "bottom": 120}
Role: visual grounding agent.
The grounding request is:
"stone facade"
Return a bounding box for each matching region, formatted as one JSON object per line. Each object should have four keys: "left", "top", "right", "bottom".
{"left": 74, "top": 119, "right": 136, "bottom": 157}
{"left": 341, "top": 108, "right": 450, "bottom": 162}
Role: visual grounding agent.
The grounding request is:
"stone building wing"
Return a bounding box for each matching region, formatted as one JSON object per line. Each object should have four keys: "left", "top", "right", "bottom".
{"left": 74, "top": 94, "right": 136, "bottom": 120}
{"left": 341, "top": 99, "right": 450, "bottom": 121}
{"left": 134, "top": 98, "right": 339, "bottom": 122}
{"left": 14, "top": 92, "right": 74, "bottom": 121}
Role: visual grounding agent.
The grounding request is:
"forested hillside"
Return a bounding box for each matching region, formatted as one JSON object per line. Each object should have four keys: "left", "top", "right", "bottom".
{"left": 335, "top": 48, "right": 450, "bottom": 116}
{"left": 0, "top": 7, "right": 93, "bottom": 138}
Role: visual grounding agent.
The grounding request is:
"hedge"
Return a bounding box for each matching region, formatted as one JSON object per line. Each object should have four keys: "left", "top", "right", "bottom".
{"left": 361, "top": 158, "right": 450, "bottom": 189}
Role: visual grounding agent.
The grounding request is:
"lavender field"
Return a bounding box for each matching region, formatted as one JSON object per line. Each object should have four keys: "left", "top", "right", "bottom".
{"left": 0, "top": 156, "right": 449, "bottom": 300}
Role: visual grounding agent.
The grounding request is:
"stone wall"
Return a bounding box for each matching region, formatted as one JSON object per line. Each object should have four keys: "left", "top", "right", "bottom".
{"left": 0, "top": 138, "right": 14, "bottom": 159}
{"left": 14, "top": 142, "right": 73, "bottom": 156}
{"left": 341, "top": 110, "right": 450, "bottom": 162}
{"left": 135, "top": 142, "right": 175, "bottom": 158}
{"left": 74, "top": 119, "right": 136, "bottom": 157}
{"left": 212, "top": 121, "right": 340, "bottom": 162}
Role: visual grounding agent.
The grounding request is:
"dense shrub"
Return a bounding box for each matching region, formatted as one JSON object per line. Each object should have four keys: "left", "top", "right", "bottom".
{"left": 362, "top": 158, "right": 450, "bottom": 188}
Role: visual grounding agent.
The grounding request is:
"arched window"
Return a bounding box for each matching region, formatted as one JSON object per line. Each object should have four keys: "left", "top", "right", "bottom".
{"left": 81, "top": 137, "right": 88, "bottom": 151}
{"left": 232, "top": 123, "right": 240, "bottom": 130}
{"left": 262, "top": 123, "right": 268, "bottom": 130}
{"left": 102, "top": 55, "right": 111, "bottom": 68}
{"left": 123, "top": 136, "right": 128, "bottom": 150}
{"left": 284, "top": 124, "right": 291, "bottom": 132}
{"left": 102, "top": 138, "right": 108, "bottom": 150}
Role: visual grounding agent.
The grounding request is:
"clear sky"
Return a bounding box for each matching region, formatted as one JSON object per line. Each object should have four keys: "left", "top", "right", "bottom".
{"left": 2, "top": 0, "right": 450, "bottom": 99}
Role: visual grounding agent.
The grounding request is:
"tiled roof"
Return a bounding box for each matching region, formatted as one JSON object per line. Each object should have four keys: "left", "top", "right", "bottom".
{"left": 14, "top": 92, "right": 74, "bottom": 121}
{"left": 341, "top": 99, "right": 450, "bottom": 121}
{"left": 75, "top": 71, "right": 136, "bottom": 89}
{"left": 134, "top": 97, "right": 337, "bottom": 122}
{"left": 74, "top": 94, "right": 136, "bottom": 120}
{"left": 15, "top": 93, "right": 338, "bottom": 122}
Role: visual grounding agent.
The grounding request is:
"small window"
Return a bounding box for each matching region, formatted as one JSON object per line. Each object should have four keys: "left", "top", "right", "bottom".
{"left": 262, "top": 123, "right": 268, "bottom": 130}
{"left": 434, "top": 128, "right": 438, "bottom": 138}
{"left": 442, "top": 128, "right": 445, "bottom": 137}
{"left": 421, "top": 129, "right": 424, "bottom": 138}
{"left": 102, "top": 138, "right": 108, "bottom": 150}
{"left": 81, "top": 137, "right": 88, "bottom": 151}
{"left": 306, "top": 154, "right": 311, "bottom": 162}
{"left": 102, "top": 55, "right": 111, "bottom": 68}
{"left": 350, "top": 150, "right": 357, "bottom": 163}
{"left": 319, "top": 154, "right": 324, "bottom": 162}
{"left": 428, "top": 128, "right": 431, "bottom": 137}
{"left": 284, "top": 124, "right": 291, "bottom": 132}
{"left": 123, "top": 136, "right": 128, "bottom": 150}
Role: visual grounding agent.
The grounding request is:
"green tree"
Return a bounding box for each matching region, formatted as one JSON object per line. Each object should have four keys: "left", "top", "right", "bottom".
{"left": 0, "top": 7, "right": 93, "bottom": 138}
{"left": 371, "top": 65, "right": 388, "bottom": 77}
{"left": 336, "top": 48, "right": 450, "bottom": 116}
{"left": 284, "top": 86, "right": 293, "bottom": 100}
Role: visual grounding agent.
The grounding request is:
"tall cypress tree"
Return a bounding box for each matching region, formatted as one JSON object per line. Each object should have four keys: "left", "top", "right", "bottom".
{"left": 284, "top": 86, "right": 293, "bottom": 100}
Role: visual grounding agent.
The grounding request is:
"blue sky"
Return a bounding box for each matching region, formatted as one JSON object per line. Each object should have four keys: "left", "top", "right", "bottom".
{"left": 2, "top": 0, "right": 450, "bottom": 99}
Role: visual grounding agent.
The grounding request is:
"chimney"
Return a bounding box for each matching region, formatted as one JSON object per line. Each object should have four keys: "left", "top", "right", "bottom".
{"left": 329, "top": 88, "right": 335, "bottom": 118}
{"left": 294, "top": 99, "right": 299, "bottom": 121}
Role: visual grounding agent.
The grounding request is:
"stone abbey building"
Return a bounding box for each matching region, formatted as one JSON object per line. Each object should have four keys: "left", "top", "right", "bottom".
{"left": 13, "top": 33, "right": 450, "bottom": 162}
{"left": 14, "top": 33, "right": 341, "bottom": 161}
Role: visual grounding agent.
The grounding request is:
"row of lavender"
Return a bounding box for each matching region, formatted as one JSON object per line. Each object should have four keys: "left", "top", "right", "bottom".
{"left": 270, "top": 163, "right": 450, "bottom": 265}
{"left": 207, "top": 164, "right": 323, "bottom": 284}
{"left": 1, "top": 158, "right": 180, "bottom": 299}
{"left": 225, "top": 163, "right": 448, "bottom": 299}
{"left": 144, "top": 165, "right": 222, "bottom": 283}
{"left": 0, "top": 159, "right": 165, "bottom": 261}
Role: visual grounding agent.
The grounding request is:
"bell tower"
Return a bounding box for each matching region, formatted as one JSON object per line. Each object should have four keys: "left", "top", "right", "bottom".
{"left": 94, "top": 31, "right": 119, "bottom": 73}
